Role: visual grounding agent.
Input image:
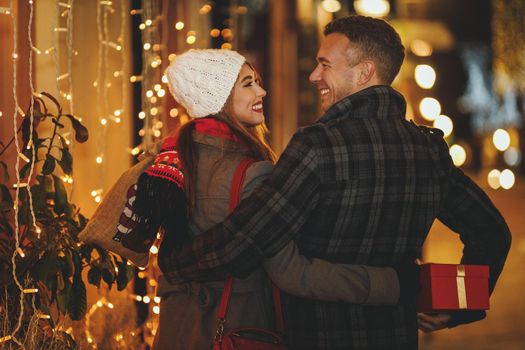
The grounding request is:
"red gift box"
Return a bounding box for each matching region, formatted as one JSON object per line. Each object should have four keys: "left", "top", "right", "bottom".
{"left": 416, "top": 263, "right": 490, "bottom": 313}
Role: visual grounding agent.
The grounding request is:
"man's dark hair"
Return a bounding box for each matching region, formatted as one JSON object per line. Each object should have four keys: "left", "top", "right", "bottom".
{"left": 324, "top": 16, "right": 405, "bottom": 84}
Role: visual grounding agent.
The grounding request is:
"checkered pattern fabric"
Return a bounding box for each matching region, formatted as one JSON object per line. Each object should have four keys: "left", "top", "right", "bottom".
{"left": 160, "top": 86, "right": 511, "bottom": 349}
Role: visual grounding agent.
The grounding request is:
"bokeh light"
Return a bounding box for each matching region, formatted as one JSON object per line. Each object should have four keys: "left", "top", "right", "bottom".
{"left": 449, "top": 144, "right": 466, "bottom": 166}
{"left": 415, "top": 64, "right": 436, "bottom": 89}
{"left": 493, "top": 129, "right": 511, "bottom": 151}
{"left": 500, "top": 169, "right": 515, "bottom": 190}
{"left": 487, "top": 169, "right": 501, "bottom": 189}
{"left": 433, "top": 114, "right": 453, "bottom": 137}
{"left": 419, "top": 97, "right": 441, "bottom": 121}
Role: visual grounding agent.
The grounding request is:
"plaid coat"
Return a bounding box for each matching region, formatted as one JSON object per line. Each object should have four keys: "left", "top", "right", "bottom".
{"left": 161, "top": 86, "right": 511, "bottom": 349}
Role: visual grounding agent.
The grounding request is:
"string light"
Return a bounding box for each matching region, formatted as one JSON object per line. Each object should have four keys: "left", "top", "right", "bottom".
{"left": 22, "top": 288, "right": 39, "bottom": 294}
{"left": 169, "top": 108, "right": 179, "bottom": 118}
{"left": 0, "top": 336, "right": 12, "bottom": 344}
{"left": 103, "top": 40, "right": 122, "bottom": 51}
{"left": 130, "top": 146, "right": 141, "bottom": 156}
{"left": 18, "top": 153, "right": 30, "bottom": 163}
{"left": 12, "top": 183, "right": 28, "bottom": 188}
{"left": 16, "top": 247, "right": 25, "bottom": 258}
{"left": 0, "top": 7, "right": 11, "bottom": 14}
{"left": 175, "top": 21, "right": 184, "bottom": 30}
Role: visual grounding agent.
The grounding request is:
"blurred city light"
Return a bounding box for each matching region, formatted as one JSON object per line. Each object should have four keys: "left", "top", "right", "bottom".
{"left": 410, "top": 39, "right": 433, "bottom": 57}
{"left": 504, "top": 147, "right": 521, "bottom": 166}
{"left": 321, "top": 0, "right": 342, "bottom": 13}
{"left": 500, "top": 169, "right": 515, "bottom": 190}
{"left": 487, "top": 169, "right": 501, "bottom": 189}
{"left": 493, "top": 129, "right": 511, "bottom": 151}
{"left": 354, "top": 0, "right": 390, "bottom": 17}
{"left": 415, "top": 64, "right": 436, "bottom": 89}
{"left": 449, "top": 144, "right": 466, "bottom": 166}
{"left": 419, "top": 97, "right": 441, "bottom": 121}
{"left": 433, "top": 114, "right": 453, "bottom": 137}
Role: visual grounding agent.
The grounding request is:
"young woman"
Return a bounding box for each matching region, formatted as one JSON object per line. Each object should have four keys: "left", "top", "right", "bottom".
{"left": 152, "top": 49, "right": 404, "bottom": 349}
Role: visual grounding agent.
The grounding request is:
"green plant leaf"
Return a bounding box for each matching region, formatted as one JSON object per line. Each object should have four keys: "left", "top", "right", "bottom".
{"left": 87, "top": 267, "right": 101, "bottom": 288}
{"left": 116, "top": 260, "right": 132, "bottom": 291}
{"left": 68, "top": 277, "right": 87, "bottom": 320}
{"left": 19, "top": 162, "right": 33, "bottom": 179}
{"left": 42, "top": 154, "right": 56, "bottom": 175}
{"left": 0, "top": 185, "right": 13, "bottom": 212}
{"left": 72, "top": 250, "right": 82, "bottom": 280}
{"left": 57, "top": 134, "right": 69, "bottom": 150}
{"left": 58, "top": 148, "right": 73, "bottom": 175}
{"left": 0, "top": 161, "right": 9, "bottom": 183}
{"left": 53, "top": 175, "right": 68, "bottom": 214}
{"left": 102, "top": 268, "right": 115, "bottom": 290}
{"left": 59, "top": 255, "right": 72, "bottom": 279}
{"left": 63, "top": 114, "right": 89, "bottom": 143}
{"left": 34, "top": 251, "right": 59, "bottom": 281}
{"left": 57, "top": 279, "right": 71, "bottom": 314}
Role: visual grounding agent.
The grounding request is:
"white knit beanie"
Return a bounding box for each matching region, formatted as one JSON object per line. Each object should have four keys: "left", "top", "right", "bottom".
{"left": 165, "top": 49, "right": 246, "bottom": 118}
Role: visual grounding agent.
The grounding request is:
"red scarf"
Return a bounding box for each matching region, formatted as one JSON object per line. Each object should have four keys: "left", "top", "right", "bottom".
{"left": 194, "top": 118, "right": 245, "bottom": 144}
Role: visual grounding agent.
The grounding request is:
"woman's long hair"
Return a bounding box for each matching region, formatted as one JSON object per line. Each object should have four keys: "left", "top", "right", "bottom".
{"left": 176, "top": 63, "right": 277, "bottom": 211}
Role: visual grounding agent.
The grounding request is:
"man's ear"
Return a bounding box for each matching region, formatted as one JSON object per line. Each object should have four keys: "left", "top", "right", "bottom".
{"left": 358, "top": 60, "right": 376, "bottom": 85}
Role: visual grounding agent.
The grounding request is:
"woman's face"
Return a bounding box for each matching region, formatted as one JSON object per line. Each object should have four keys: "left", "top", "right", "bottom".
{"left": 231, "top": 64, "right": 267, "bottom": 126}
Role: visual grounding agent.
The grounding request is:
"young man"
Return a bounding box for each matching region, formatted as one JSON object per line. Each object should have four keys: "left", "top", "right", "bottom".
{"left": 160, "top": 16, "right": 511, "bottom": 349}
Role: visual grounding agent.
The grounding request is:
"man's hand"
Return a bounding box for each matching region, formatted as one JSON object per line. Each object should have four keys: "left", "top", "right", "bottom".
{"left": 417, "top": 313, "right": 451, "bottom": 332}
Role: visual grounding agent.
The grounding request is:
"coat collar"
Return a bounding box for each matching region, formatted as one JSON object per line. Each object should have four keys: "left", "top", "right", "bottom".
{"left": 318, "top": 85, "right": 407, "bottom": 124}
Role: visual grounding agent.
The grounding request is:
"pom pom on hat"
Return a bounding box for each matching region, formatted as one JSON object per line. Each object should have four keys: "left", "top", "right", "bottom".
{"left": 165, "top": 49, "right": 246, "bottom": 118}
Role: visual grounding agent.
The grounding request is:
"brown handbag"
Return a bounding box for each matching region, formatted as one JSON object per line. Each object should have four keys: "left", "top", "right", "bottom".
{"left": 213, "top": 159, "right": 288, "bottom": 350}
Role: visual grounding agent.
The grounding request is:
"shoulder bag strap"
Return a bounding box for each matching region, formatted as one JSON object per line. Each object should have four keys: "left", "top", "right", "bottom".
{"left": 214, "top": 159, "right": 285, "bottom": 345}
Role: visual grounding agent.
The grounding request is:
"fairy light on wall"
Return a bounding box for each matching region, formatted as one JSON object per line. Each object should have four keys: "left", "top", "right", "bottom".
{"left": 7, "top": 0, "right": 37, "bottom": 345}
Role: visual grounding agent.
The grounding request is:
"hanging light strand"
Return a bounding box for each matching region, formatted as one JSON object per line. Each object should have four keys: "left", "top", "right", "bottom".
{"left": 26, "top": 0, "right": 40, "bottom": 240}
{"left": 9, "top": 0, "right": 28, "bottom": 345}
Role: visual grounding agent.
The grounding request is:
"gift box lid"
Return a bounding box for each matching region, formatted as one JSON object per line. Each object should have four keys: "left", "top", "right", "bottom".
{"left": 421, "top": 263, "right": 489, "bottom": 278}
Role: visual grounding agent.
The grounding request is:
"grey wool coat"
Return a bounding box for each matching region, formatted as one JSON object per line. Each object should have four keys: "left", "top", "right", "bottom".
{"left": 153, "top": 130, "right": 400, "bottom": 350}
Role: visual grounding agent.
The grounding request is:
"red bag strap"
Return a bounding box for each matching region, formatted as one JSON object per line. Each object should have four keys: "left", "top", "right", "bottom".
{"left": 215, "top": 158, "right": 284, "bottom": 338}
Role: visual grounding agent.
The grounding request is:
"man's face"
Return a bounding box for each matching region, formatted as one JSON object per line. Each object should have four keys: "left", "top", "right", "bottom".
{"left": 309, "top": 33, "right": 364, "bottom": 112}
